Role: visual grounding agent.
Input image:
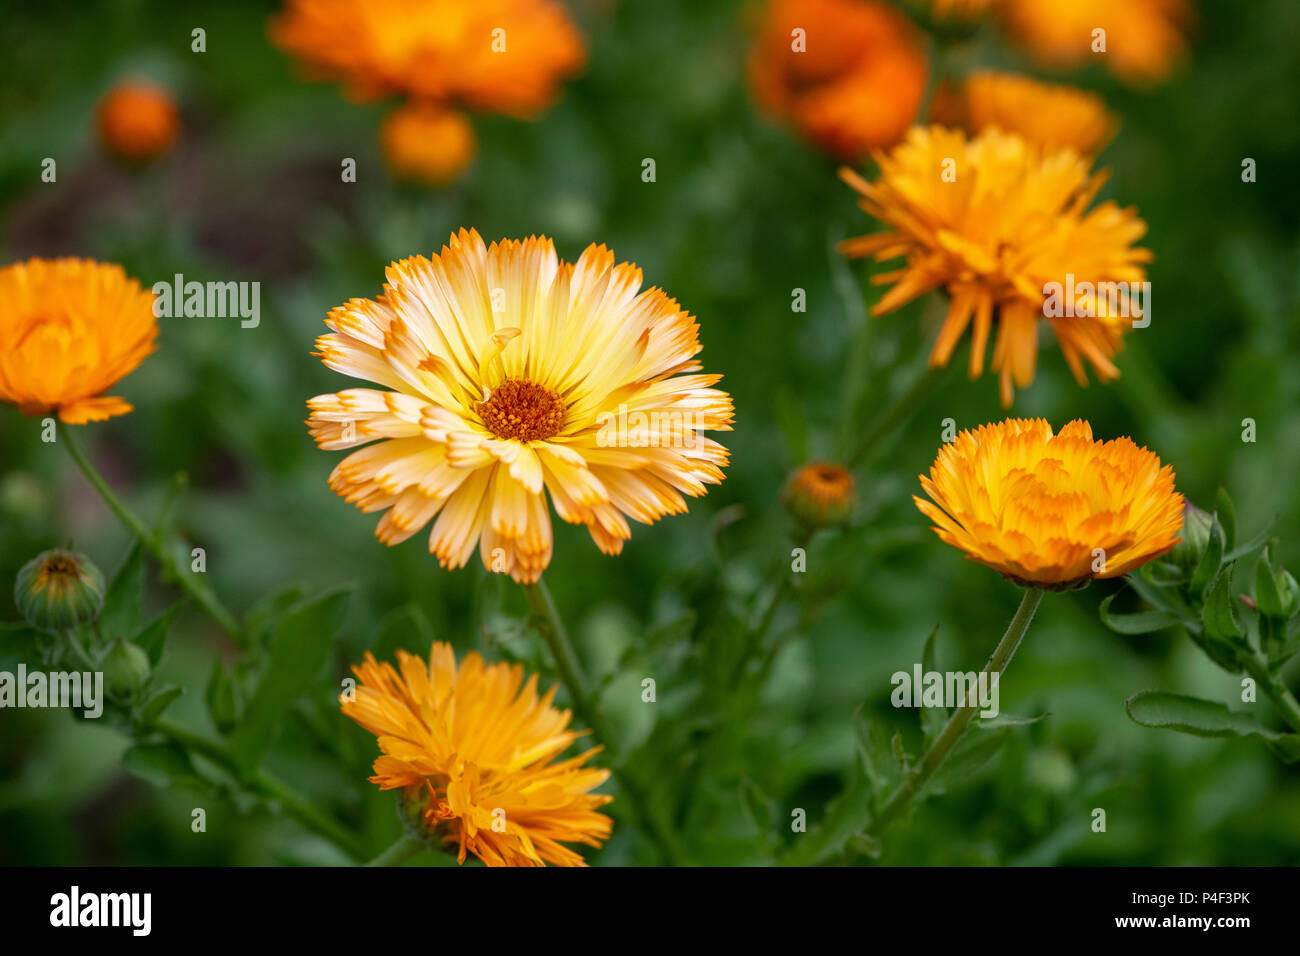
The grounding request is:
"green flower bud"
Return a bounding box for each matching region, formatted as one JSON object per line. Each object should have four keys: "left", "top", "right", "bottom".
{"left": 102, "top": 639, "right": 151, "bottom": 700}
{"left": 1277, "top": 568, "right": 1300, "bottom": 618}
{"left": 1169, "top": 503, "right": 1213, "bottom": 574}
{"left": 14, "top": 549, "right": 105, "bottom": 631}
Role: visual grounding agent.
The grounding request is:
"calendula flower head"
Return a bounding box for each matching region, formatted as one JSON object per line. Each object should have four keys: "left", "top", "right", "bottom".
{"left": 307, "top": 229, "right": 733, "bottom": 583}
{"left": 915, "top": 418, "right": 1184, "bottom": 588}
{"left": 997, "top": 0, "right": 1191, "bottom": 86}
{"left": 0, "top": 258, "right": 158, "bottom": 423}
{"left": 341, "top": 641, "right": 613, "bottom": 866}
{"left": 14, "top": 549, "right": 106, "bottom": 631}
{"left": 946, "top": 70, "right": 1117, "bottom": 156}
{"left": 840, "top": 126, "right": 1151, "bottom": 406}
{"left": 269, "top": 0, "right": 585, "bottom": 118}
{"left": 783, "top": 462, "right": 855, "bottom": 528}
{"left": 380, "top": 103, "right": 478, "bottom": 186}
{"left": 96, "top": 80, "right": 179, "bottom": 164}
{"left": 748, "top": 0, "right": 928, "bottom": 160}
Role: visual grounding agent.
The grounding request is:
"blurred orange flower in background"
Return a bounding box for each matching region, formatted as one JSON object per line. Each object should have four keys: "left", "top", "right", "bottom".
{"left": 748, "top": 0, "right": 929, "bottom": 160}
{"left": 936, "top": 70, "right": 1117, "bottom": 157}
{"left": 269, "top": 0, "right": 586, "bottom": 117}
{"left": 96, "top": 80, "right": 179, "bottom": 164}
{"left": 380, "top": 102, "right": 478, "bottom": 186}
{"left": 998, "top": 0, "right": 1191, "bottom": 86}
{"left": 0, "top": 258, "right": 158, "bottom": 424}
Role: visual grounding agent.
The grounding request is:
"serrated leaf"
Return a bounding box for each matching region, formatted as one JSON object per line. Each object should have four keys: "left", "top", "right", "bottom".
{"left": 1099, "top": 593, "right": 1181, "bottom": 635}
{"left": 1125, "top": 690, "right": 1300, "bottom": 761}
{"left": 1214, "top": 488, "right": 1237, "bottom": 553}
{"left": 99, "top": 544, "right": 144, "bottom": 640}
{"left": 1202, "top": 564, "right": 1244, "bottom": 642}
{"left": 232, "top": 589, "right": 350, "bottom": 777}
{"left": 122, "top": 742, "right": 201, "bottom": 788}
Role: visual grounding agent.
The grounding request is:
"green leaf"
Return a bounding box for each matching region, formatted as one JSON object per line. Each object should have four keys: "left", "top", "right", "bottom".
{"left": 1214, "top": 488, "right": 1237, "bottom": 553}
{"left": 738, "top": 778, "right": 776, "bottom": 853}
{"left": 232, "top": 589, "right": 350, "bottom": 777}
{"left": 1202, "top": 564, "right": 1244, "bottom": 642}
{"left": 1189, "top": 519, "right": 1225, "bottom": 596}
{"left": 1125, "top": 690, "right": 1300, "bottom": 761}
{"left": 99, "top": 544, "right": 144, "bottom": 640}
{"left": 927, "top": 727, "right": 1012, "bottom": 794}
{"left": 1225, "top": 517, "right": 1278, "bottom": 563}
{"left": 853, "top": 704, "right": 896, "bottom": 797}
{"left": 1099, "top": 593, "right": 1181, "bottom": 635}
{"left": 919, "top": 625, "right": 947, "bottom": 746}
{"left": 244, "top": 584, "right": 308, "bottom": 649}
{"left": 1256, "top": 548, "right": 1285, "bottom": 618}
{"left": 205, "top": 656, "right": 239, "bottom": 736}
{"left": 122, "top": 742, "right": 202, "bottom": 789}
{"left": 137, "top": 685, "right": 184, "bottom": 725}
{"left": 973, "top": 712, "right": 1047, "bottom": 730}
{"left": 132, "top": 600, "right": 186, "bottom": 667}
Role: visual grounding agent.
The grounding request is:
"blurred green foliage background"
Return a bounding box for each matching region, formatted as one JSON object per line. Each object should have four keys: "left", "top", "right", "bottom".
{"left": 1, "top": 0, "right": 1299, "bottom": 865}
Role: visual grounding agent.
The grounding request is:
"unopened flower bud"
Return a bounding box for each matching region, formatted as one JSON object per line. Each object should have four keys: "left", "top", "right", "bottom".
{"left": 14, "top": 549, "right": 105, "bottom": 631}
{"left": 782, "top": 462, "right": 856, "bottom": 529}
{"left": 102, "top": 639, "right": 151, "bottom": 700}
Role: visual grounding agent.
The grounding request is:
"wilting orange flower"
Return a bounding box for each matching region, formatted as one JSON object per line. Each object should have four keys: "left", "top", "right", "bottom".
{"left": 270, "top": 0, "right": 585, "bottom": 118}
{"left": 307, "top": 229, "right": 733, "bottom": 582}
{"left": 748, "top": 0, "right": 928, "bottom": 159}
{"left": 380, "top": 103, "right": 478, "bottom": 186}
{"left": 0, "top": 258, "right": 158, "bottom": 423}
{"left": 840, "top": 126, "right": 1151, "bottom": 406}
{"left": 342, "top": 642, "right": 612, "bottom": 866}
{"left": 997, "top": 0, "right": 1191, "bottom": 86}
{"left": 945, "top": 70, "right": 1116, "bottom": 156}
{"left": 915, "top": 418, "right": 1184, "bottom": 587}
{"left": 783, "top": 462, "right": 855, "bottom": 527}
{"left": 96, "top": 80, "right": 180, "bottom": 164}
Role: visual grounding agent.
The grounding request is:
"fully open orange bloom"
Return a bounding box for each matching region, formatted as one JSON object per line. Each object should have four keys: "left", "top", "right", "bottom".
{"left": 997, "top": 0, "right": 1191, "bottom": 86}
{"left": 270, "top": 0, "right": 585, "bottom": 117}
{"left": 840, "top": 126, "right": 1151, "bottom": 406}
{"left": 96, "top": 80, "right": 179, "bottom": 164}
{"left": 916, "top": 418, "right": 1184, "bottom": 587}
{"left": 748, "top": 0, "right": 928, "bottom": 159}
{"left": 342, "top": 642, "right": 613, "bottom": 866}
{"left": 307, "top": 229, "right": 732, "bottom": 582}
{"left": 0, "top": 258, "right": 158, "bottom": 424}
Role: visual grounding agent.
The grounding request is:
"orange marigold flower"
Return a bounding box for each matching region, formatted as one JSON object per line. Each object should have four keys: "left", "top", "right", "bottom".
{"left": 997, "top": 0, "right": 1191, "bottom": 86}
{"left": 748, "top": 0, "right": 928, "bottom": 160}
{"left": 306, "top": 229, "right": 733, "bottom": 583}
{"left": 783, "top": 462, "right": 855, "bottom": 527}
{"left": 839, "top": 126, "right": 1151, "bottom": 406}
{"left": 96, "top": 80, "right": 180, "bottom": 164}
{"left": 269, "top": 0, "right": 586, "bottom": 118}
{"left": 0, "top": 258, "right": 158, "bottom": 424}
{"left": 952, "top": 70, "right": 1117, "bottom": 156}
{"left": 342, "top": 641, "right": 613, "bottom": 866}
{"left": 915, "top": 418, "right": 1184, "bottom": 587}
{"left": 380, "top": 103, "right": 478, "bottom": 186}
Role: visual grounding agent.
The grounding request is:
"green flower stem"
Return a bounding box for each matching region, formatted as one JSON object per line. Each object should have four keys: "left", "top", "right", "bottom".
{"left": 522, "top": 578, "right": 684, "bottom": 866}
{"left": 846, "top": 364, "right": 945, "bottom": 469}
{"left": 63, "top": 630, "right": 100, "bottom": 671}
{"left": 154, "top": 720, "right": 363, "bottom": 861}
{"left": 363, "top": 834, "right": 425, "bottom": 867}
{"left": 867, "top": 586, "right": 1045, "bottom": 836}
{"left": 62, "top": 426, "right": 244, "bottom": 643}
{"left": 1239, "top": 648, "right": 1300, "bottom": 734}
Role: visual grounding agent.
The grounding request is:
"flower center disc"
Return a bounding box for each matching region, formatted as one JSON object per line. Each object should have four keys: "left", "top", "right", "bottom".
{"left": 476, "top": 379, "right": 566, "bottom": 443}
